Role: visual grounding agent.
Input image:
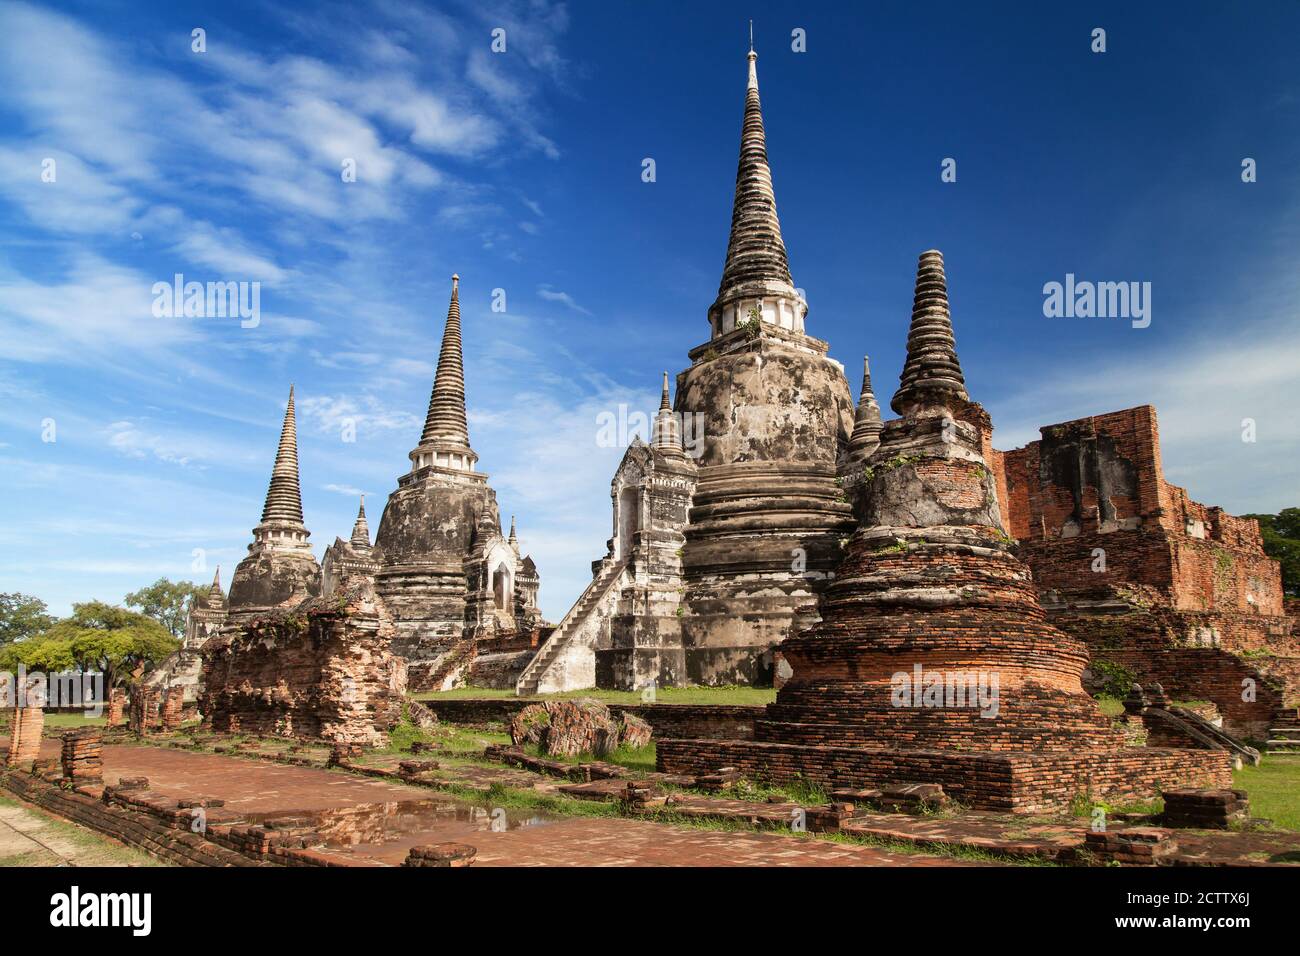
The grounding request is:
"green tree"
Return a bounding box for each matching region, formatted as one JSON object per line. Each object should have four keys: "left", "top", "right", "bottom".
{"left": 1246, "top": 510, "right": 1300, "bottom": 596}
{"left": 0, "top": 601, "right": 178, "bottom": 688}
{"left": 124, "top": 577, "right": 206, "bottom": 638}
{"left": 0, "top": 592, "right": 55, "bottom": 646}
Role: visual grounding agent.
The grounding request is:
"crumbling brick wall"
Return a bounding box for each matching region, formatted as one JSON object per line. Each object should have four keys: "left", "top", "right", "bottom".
{"left": 128, "top": 685, "right": 161, "bottom": 735}
{"left": 200, "top": 579, "right": 406, "bottom": 745}
{"left": 997, "top": 405, "right": 1296, "bottom": 733}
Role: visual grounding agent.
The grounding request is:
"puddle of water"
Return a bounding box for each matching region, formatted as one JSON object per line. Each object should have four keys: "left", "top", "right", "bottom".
{"left": 243, "top": 797, "right": 556, "bottom": 849}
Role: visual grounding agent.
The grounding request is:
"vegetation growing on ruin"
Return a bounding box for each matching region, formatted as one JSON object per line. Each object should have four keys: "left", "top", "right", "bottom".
{"left": 735, "top": 306, "right": 764, "bottom": 341}
{"left": 1244, "top": 508, "right": 1300, "bottom": 594}
{"left": 1088, "top": 659, "right": 1137, "bottom": 700}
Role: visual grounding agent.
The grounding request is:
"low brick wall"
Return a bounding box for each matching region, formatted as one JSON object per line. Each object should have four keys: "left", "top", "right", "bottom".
{"left": 2, "top": 771, "right": 254, "bottom": 867}
{"left": 420, "top": 697, "right": 764, "bottom": 741}
{"left": 655, "top": 739, "right": 1232, "bottom": 813}
{"left": 2, "top": 771, "right": 381, "bottom": 868}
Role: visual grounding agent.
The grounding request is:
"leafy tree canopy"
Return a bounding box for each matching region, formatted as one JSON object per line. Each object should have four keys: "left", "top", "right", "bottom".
{"left": 0, "top": 592, "right": 56, "bottom": 646}
{"left": 124, "top": 577, "right": 206, "bottom": 638}
{"left": 0, "top": 601, "right": 178, "bottom": 687}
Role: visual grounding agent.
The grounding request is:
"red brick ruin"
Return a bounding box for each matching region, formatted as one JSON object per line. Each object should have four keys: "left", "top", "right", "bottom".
{"left": 987, "top": 406, "right": 1294, "bottom": 739}
{"left": 200, "top": 575, "right": 407, "bottom": 746}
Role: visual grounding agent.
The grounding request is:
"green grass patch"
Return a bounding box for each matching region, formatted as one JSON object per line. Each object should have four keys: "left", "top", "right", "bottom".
{"left": 1093, "top": 695, "right": 1124, "bottom": 717}
{"left": 0, "top": 711, "right": 107, "bottom": 731}
{"left": 415, "top": 684, "right": 776, "bottom": 706}
{"left": 1234, "top": 755, "right": 1300, "bottom": 831}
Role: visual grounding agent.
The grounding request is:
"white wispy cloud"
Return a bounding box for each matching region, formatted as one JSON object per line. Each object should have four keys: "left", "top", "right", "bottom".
{"left": 537, "top": 283, "right": 592, "bottom": 315}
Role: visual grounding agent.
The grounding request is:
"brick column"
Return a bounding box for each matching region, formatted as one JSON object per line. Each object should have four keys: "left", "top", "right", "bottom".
{"left": 161, "top": 689, "right": 184, "bottom": 732}
{"left": 60, "top": 727, "right": 104, "bottom": 783}
{"left": 106, "top": 688, "right": 127, "bottom": 726}
{"left": 5, "top": 705, "right": 45, "bottom": 767}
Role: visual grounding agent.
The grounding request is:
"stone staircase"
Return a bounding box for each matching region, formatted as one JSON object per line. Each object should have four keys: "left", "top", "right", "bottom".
{"left": 427, "top": 636, "right": 478, "bottom": 692}
{"left": 1159, "top": 705, "right": 1261, "bottom": 766}
{"left": 1266, "top": 708, "right": 1300, "bottom": 754}
{"left": 516, "top": 559, "right": 628, "bottom": 696}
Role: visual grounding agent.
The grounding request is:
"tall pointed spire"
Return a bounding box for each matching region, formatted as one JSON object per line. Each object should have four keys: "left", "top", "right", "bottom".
{"left": 210, "top": 566, "right": 223, "bottom": 596}
{"left": 891, "top": 250, "right": 969, "bottom": 417}
{"left": 260, "top": 385, "right": 307, "bottom": 526}
{"left": 653, "top": 371, "right": 684, "bottom": 455}
{"left": 847, "top": 356, "right": 884, "bottom": 462}
{"left": 411, "top": 274, "right": 477, "bottom": 472}
{"left": 707, "top": 33, "right": 805, "bottom": 339}
{"left": 248, "top": 385, "right": 311, "bottom": 551}
{"left": 350, "top": 496, "right": 371, "bottom": 550}
{"left": 508, "top": 515, "right": 518, "bottom": 548}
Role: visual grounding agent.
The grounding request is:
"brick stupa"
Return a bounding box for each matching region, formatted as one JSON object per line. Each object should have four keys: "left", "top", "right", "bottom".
{"left": 658, "top": 251, "right": 1234, "bottom": 812}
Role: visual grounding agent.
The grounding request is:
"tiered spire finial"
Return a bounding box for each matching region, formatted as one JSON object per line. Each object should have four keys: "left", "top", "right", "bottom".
{"left": 350, "top": 496, "right": 371, "bottom": 549}
{"left": 259, "top": 385, "right": 307, "bottom": 527}
{"left": 653, "top": 371, "right": 684, "bottom": 455}
{"left": 412, "top": 275, "right": 477, "bottom": 471}
{"left": 508, "top": 515, "right": 518, "bottom": 547}
{"left": 847, "top": 355, "right": 884, "bottom": 461}
{"left": 206, "top": 566, "right": 225, "bottom": 606}
{"left": 710, "top": 32, "right": 798, "bottom": 331}
{"left": 891, "top": 250, "right": 969, "bottom": 416}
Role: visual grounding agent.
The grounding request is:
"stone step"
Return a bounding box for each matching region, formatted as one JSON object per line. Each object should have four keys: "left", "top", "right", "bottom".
{"left": 1265, "top": 740, "right": 1300, "bottom": 752}
{"left": 1269, "top": 727, "right": 1300, "bottom": 739}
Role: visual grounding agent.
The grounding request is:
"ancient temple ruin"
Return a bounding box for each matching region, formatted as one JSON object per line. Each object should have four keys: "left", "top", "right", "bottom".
{"left": 227, "top": 385, "right": 321, "bottom": 625}
{"left": 657, "top": 250, "right": 1235, "bottom": 812}
{"left": 519, "top": 43, "right": 854, "bottom": 693}
{"left": 191, "top": 273, "right": 548, "bottom": 732}
{"left": 373, "top": 276, "right": 545, "bottom": 689}
{"left": 992, "top": 407, "right": 1296, "bottom": 740}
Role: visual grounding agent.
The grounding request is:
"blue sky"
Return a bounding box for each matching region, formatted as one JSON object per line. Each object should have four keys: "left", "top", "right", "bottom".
{"left": 1, "top": 0, "right": 1298, "bottom": 620}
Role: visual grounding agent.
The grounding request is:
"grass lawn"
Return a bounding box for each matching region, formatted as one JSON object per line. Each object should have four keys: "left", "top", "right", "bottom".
{"left": 1234, "top": 755, "right": 1300, "bottom": 831}
{"left": 0, "top": 711, "right": 107, "bottom": 733}
{"left": 417, "top": 685, "right": 777, "bottom": 706}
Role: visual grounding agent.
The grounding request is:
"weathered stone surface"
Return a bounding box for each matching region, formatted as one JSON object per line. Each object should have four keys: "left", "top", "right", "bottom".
{"left": 992, "top": 406, "right": 1294, "bottom": 739}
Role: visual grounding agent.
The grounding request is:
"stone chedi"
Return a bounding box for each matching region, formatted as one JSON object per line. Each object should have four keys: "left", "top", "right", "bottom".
{"left": 373, "top": 276, "right": 544, "bottom": 689}
{"left": 322, "top": 498, "right": 380, "bottom": 597}
{"left": 519, "top": 42, "right": 853, "bottom": 693}
{"left": 675, "top": 42, "right": 854, "bottom": 683}
{"left": 227, "top": 386, "right": 321, "bottom": 624}
{"left": 657, "top": 251, "right": 1234, "bottom": 812}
